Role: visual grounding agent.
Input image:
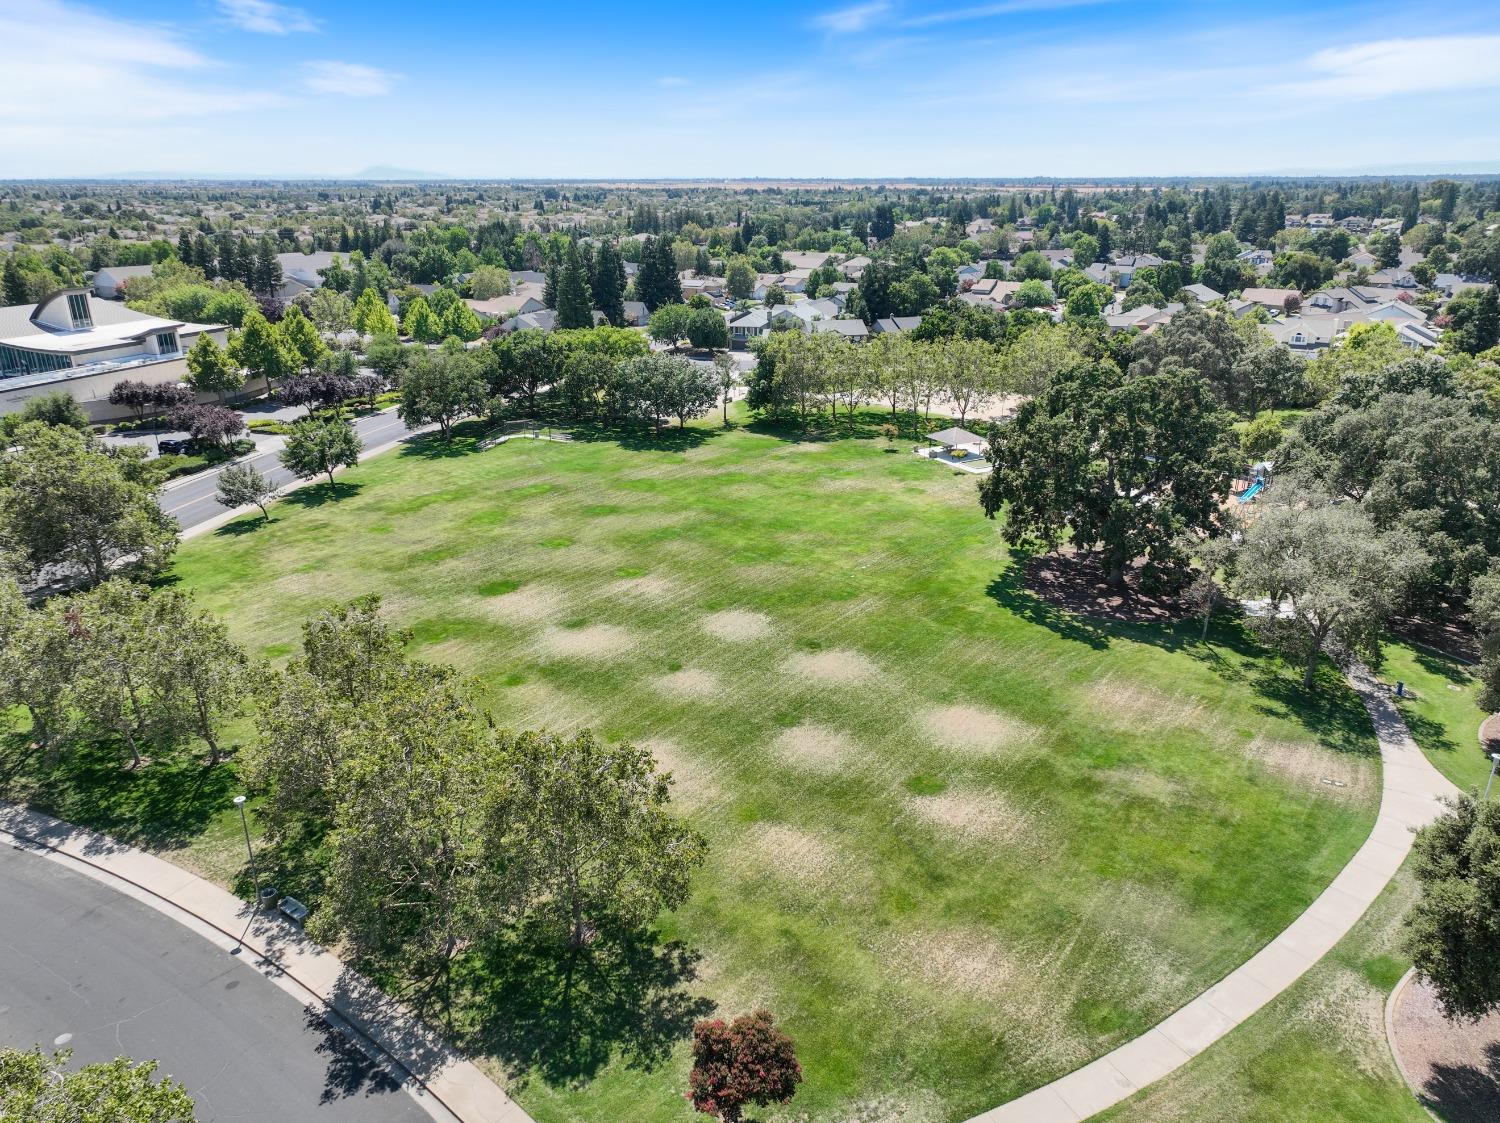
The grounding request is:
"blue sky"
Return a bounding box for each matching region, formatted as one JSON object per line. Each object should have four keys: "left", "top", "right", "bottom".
{"left": 4, "top": 0, "right": 1499, "bottom": 178}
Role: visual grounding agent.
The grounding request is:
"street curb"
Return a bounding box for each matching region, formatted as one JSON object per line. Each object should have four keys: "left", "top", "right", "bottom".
{"left": 0, "top": 801, "right": 532, "bottom": 1123}
{"left": 1384, "top": 968, "right": 1446, "bottom": 1122}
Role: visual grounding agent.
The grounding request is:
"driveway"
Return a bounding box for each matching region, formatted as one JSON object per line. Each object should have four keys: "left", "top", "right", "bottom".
{"left": 0, "top": 841, "right": 442, "bottom": 1122}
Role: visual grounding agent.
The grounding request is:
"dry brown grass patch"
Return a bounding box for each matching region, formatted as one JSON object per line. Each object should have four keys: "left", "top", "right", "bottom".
{"left": 771, "top": 723, "right": 859, "bottom": 770}
{"left": 743, "top": 823, "right": 847, "bottom": 885}
{"left": 606, "top": 574, "right": 679, "bottom": 602}
{"left": 782, "top": 649, "right": 879, "bottom": 684}
{"left": 700, "top": 609, "right": 774, "bottom": 642}
{"left": 652, "top": 668, "right": 724, "bottom": 698}
{"left": 918, "top": 705, "right": 1036, "bottom": 753}
{"left": 883, "top": 927, "right": 1018, "bottom": 1001}
{"left": 1085, "top": 678, "right": 1217, "bottom": 735}
{"left": 478, "top": 583, "right": 564, "bottom": 625}
{"left": 643, "top": 739, "right": 721, "bottom": 808}
{"left": 535, "top": 624, "right": 637, "bottom": 659}
{"left": 904, "top": 789, "right": 1032, "bottom": 842}
{"left": 1244, "top": 735, "right": 1375, "bottom": 802}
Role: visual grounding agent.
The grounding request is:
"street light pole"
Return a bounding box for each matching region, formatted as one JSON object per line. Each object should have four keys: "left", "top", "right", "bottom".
{"left": 233, "top": 795, "right": 262, "bottom": 909}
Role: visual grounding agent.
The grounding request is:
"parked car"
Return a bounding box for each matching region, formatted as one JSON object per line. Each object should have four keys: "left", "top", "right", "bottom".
{"left": 157, "top": 438, "right": 194, "bottom": 456}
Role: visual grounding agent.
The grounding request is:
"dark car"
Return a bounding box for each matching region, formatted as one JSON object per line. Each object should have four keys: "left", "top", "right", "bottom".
{"left": 157, "top": 438, "right": 194, "bottom": 456}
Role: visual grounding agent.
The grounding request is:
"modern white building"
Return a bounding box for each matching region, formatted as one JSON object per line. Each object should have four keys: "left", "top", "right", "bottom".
{"left": 0, "top": 288, "right": 228, "bottom": 420}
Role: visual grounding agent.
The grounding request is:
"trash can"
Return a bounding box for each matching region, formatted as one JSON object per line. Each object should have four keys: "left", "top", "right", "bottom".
{"left": 257, "top": 886, "right": 278, "bottom": 912}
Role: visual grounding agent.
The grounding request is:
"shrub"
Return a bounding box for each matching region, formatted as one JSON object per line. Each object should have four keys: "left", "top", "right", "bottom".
{"left": 689, "top": 1010, "right": 802, "bottom": 1122}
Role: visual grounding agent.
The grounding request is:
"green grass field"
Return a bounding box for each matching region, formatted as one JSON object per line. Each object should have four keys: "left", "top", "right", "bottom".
{"left": 157, "top": 411, "right": 1382, "bottom": 1122}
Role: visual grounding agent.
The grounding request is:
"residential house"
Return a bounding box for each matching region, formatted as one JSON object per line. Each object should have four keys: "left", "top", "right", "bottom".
{"left": 873, "top": 316, "right": 923, "bottom": 334}
{"left": 622, "top": 300, "right": 649, "bottom": 327}
{"left": 810, "top": 319, "right": 870, "bottom": 341}
{"left": 1366, "top": 268, "right": 1417, "bottom": 289}
{"left": 1181, "top": 283, "right": 1223, "bottom": 303}
{"left": 1105, "top": 302, "right": 1182, "bottom": 333}
{"left": 509, "top": 269, "right": 547, "bottom": 287}
{"left": 1084, "top": 262, "right": 1124, "bottom": 288}
{"left": 839, "top": 256, "right": 871, "bottom": 279}
{"left": 1303, "top": 287, "right": 1380, "bottom": 315}
{"left": 1239, "top": 287, "right": 1302, "bottom": 312}
{"left": 0, "top": 288, "right": 230, "bottom": 420}
{"left": 275, "top": 250, "right": 339, "bottom": 303}
{"left": 782, "top": 251, "right": 832, "bottom": 271}
{"left": 91, "top": 264, "right": 155, "bottom": 300}
{"left": 1339, "top": 216, "right": 1370, "bottom": 233}
{"left": 465, "top": 284, "right": 547, "bottom": 320}
{"left": 1305, "top": 213, "right": 1334, "bottom": 229}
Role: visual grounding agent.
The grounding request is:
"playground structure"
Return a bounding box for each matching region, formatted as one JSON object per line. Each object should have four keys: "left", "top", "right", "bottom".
{"left": 1235, "top": 460, "right": 1273, "bottom": 504}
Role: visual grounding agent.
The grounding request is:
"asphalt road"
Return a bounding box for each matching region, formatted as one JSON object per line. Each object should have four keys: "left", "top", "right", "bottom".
{"left": 0, "top": 842, "right": 438, "bottom": 1122}
{"left": 160, "top": 409, "right": 418, "bottom": 534}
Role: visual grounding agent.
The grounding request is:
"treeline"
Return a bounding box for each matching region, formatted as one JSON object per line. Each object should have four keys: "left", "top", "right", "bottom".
{"left": 0, "top": 580, "right": 706, "bottom": 1004}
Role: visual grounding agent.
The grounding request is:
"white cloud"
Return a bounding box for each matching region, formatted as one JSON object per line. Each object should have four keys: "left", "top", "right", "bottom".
{"left": 0, "top": 0, "right": 284, "bottom": 135}
{"left": 218, "top": 0, "right": 317, "bottom": 34}
{"left": 304, "top": 61, "right": 400, "bottom": 97}
{"left": 812, "top": 2, "right": 892, "bottom": 34}
{"left": 1272, "top": 35, "right": 1500, "bottom": 99}
{"left": 656, "top": 76, "right": 691, "bottom": 87}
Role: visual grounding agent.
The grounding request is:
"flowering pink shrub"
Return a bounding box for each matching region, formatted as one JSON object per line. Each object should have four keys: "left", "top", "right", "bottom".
{"left": 688, "top": 1010, "right": 802, "bottom": 1121}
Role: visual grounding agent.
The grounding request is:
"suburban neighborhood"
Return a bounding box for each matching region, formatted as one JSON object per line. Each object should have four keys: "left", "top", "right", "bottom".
{"left": 4, "top": 2, "right": 1500, "bottom": 1123}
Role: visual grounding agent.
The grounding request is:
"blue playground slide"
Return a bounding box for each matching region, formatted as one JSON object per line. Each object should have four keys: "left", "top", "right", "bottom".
{"left": 1238, "top": 479, "right": 1265, "bottom": 504}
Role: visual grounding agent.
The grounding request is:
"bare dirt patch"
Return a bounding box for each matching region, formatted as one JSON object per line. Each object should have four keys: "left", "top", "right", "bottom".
{"left": 918, "top": 705, "right": 1036, "bottom": 753}
{"left": 1093, "top": 766, "right": 1189, "bottom": 804}
{"left": 701, "top": 609, "right": 774, "bottom": 642}
{"left": 836, "top": 1092, "right": 946, "bottom": 1123}
{"left": 782, "top": 649, "right": 879, "bottom": 684}
{"left": 652, "top": 668, "right": 723, "bottom": 698}
{"left": 771, "top": 723, "right": 859, "bottom": 771}
{"left": 1393, "top": 973, "right": 1500, "bottom": 1123}
{"left": 1244, "top": 735, "right": 1374, "bottom": 802}
{"left": 536, "top": 624, "right": 637, "bottom": 659}
{"left": 904, "top": 789, "right": 1032, "bottom": 842}
{"left": 478, "top": 583, "right": 564, "bottom": 625}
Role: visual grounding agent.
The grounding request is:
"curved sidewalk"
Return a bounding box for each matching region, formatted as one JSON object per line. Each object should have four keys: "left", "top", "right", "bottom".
{"left": 969, "top": 665, "right": 1460, "bottom": 1123}
{"left": 0, "top": 800, "right": 533, "bottom": 1123}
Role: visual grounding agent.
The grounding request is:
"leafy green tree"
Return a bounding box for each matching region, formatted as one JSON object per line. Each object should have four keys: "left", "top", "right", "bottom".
{"left": 151, "top": 589, "right": 249, "bottom": 765}
{"left": 67, "top": 581, "right": 167, "bottom": 768}
{"left": 215, "top": 462, "right": 276, "bottom": 521}
{"left": 1269, "top": 250, "right": 1334, "bottom": 292}
{"left": 0, "top": 578, "right": 75, "bottom": 753}
{"left": 278, "top": 415, "right": 362, "bottom": 494}
{"left": 0, "top": 1046, "right": 196, "bottom": 1122}
{"left": 979, "top": 359, "right": 1238, "bottom": 586}
{"left": 713, "top": 351, "right": 738, "bottom": 425}
{"left": 1445, "top": 285, "right": 1500, "bottom": 356}
{"left": 1471, "top": 562, "right": 1500, "bottom": 711}
{"left": 648, "top": 304, "right": 694, "bottom": 345}
{"left": 488, "top": 329, "right": 562, "bottom": 416}
{"left": 1012, "top": 251, "right": 1053, "bottom": 281}
{"left": 0, "top": 424, "right": 175, "bottom": 585}
{"left": 307, "top": 287, "right": 354, "bottom": 333}
{"left": 363, "top": 333, "right": 408, "bottom": 384}
{"left": 488, "top": 728, "right": 707, "bottom": 947}
{"left": 0, "top": 391, "right": 90, "bottom": 438}
{"left": 1011, "top": 279, "right": 1053, "bottom": 308}
{"left": 1235, "top": 496, "right": 1428, "bottom": 687}
{"left": 1403, "top": 794, "right": 1500, "bottom": 1019}
{"left": 352, "top": 288, "right": 398, "bottom": 336}
{"left": 398, "top": 340, "right": 486, "bottom": 441}
{"left": 467, "top": 264, "right": 511, "bottom": 300}
{"left": 440, "top": 299, "right": 483, "bottom": 342}
{"left": 184, "top": 332, "right": 244, "bottom": 402}
{"left": 228, "top": 310, "right": 298, "bottom": 391}
{"left": 279, "top": 305, "right": 327, "bottom": 373}
{"left": 402, "top": 296, "right": 443, "bottom": 343}
{"left": 724, "top": 259, "right": 757, "bottom": 301}
{"left": 688, "top": 307, "right": 729, "bottom": 350}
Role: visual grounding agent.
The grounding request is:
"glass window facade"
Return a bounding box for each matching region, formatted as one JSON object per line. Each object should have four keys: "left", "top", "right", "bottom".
{"left": 155, "top": 331, "right": 179, "bottom": 354}
{"left": 0, "top": 345, "right": 73, "bottom": 377}
{"left": 66, "top": 293, "right": 92, "bottom": 328}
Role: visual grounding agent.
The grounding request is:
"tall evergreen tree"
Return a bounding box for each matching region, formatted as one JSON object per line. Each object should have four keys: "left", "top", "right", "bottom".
{"left": 175, "top": 228, "right": 193, "bottom": 264}
{"left": 556, "top": 241, "right": 595, "bottom": 330}
{"left": 593, "top": 240, "right": 627, "bottom": 326}
{"left": 252, "top": 237, "right": 281, "bottom": 295}
{"left": 2, "top": 258, "right": 27, "bottom": 305}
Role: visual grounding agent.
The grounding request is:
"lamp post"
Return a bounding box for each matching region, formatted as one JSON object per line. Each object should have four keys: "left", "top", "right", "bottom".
{"left": 233, "top": 795, "right": 262, "bottom": 909}
{"left": 1486, "top": 753, "right": 1500, "bottom": 800}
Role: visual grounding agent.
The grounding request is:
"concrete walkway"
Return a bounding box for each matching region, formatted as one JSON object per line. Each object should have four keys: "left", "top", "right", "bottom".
{"left": 969, "top": 665, "right": 1460, "bottom": 1123}
{"left": 0, "top": 801, "right": 534, "bottom": 1123}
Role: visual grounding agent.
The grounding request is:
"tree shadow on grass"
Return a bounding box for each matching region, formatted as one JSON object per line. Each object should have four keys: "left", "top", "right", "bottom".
{"left": 282, "top": 480, "right": 365, "bottom": 508}
{"left": 213, "top": 515, "right": 273, "bottom": 538}
{"left": 564, "top": 421, "right": 718, "bottom": 453}
{"left": 396, "top": 419, "right": 493, "bottom": 460}
{"left": 1248, "top": 664, "right": 1382, "bottom": 758}
{"left": 455, "top": 917, "right": 713, "bottom": 1087}
{"left": 1, "top": 737, "right": 239, "bottom": 852}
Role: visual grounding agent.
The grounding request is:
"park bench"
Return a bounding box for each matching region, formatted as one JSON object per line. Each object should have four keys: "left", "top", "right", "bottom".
{"left": 278, "top": 896, "right": 309, "bottom": 925}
